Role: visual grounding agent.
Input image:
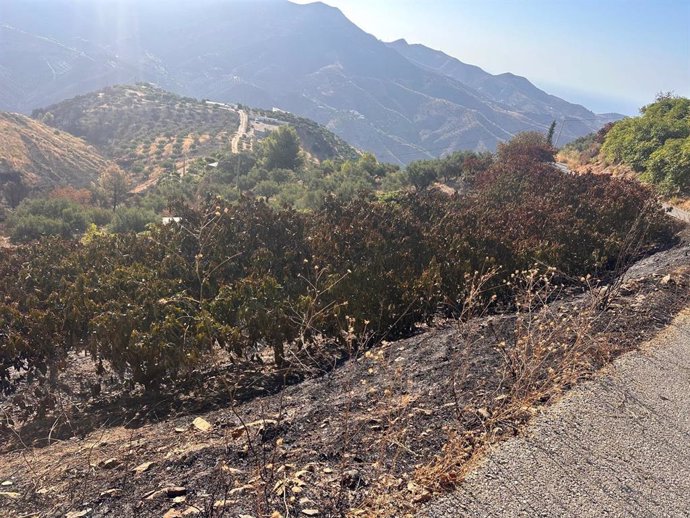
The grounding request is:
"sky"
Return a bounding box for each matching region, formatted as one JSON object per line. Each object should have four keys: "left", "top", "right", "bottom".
{"left": 292, "top": 0, "right": 690, "bottom": 115}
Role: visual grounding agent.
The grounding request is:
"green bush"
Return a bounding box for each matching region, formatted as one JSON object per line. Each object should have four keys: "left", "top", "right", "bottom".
{"left": 7, "top": 198, "right": 112, "bottom": 243}
{"left": 109, "top": 206, "right": 158, "bottom": 233}
{"left": 602, "top": 95, "right": 690, "bottom": 194}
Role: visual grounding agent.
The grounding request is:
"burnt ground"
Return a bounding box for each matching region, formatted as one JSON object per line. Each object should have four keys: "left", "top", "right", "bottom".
{"left": 1, "top": 232, "right": 690, "bottom": 518}
{"left": 421, "top": 307, "right": 690, "bottom": 518}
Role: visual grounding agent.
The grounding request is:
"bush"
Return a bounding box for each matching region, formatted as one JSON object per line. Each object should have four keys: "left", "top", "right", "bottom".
{"left": 109, "top": 206, "right": 158, "bottom": 233}
{"left": 7, "top": 197, "right": 112, "bottom": 243}
{"left": 602, "top": 95, "right": 690, "bottom": 193}
{"left": 0, "top": 149, "right": 677, "bottom": 392}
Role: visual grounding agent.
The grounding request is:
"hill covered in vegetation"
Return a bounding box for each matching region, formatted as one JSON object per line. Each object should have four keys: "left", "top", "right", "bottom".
{"left": 0, "top": 111, "right": 114, "bottom": 209}
{"left": 559, "top": 95, "right": 690, "bottom": 196}
{"left": 32, "top": 85, "right": 360, "bottom": 184}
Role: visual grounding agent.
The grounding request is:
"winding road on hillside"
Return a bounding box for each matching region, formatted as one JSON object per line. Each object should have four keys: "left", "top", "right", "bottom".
{"left": 421, "top": 209, "right": 690, "bottom": 518}
{"left": 231, "top": 109, "right": 249, "bottom": 154}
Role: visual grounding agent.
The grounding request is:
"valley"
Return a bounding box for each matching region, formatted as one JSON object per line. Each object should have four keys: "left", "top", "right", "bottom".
{"left": 0, "top": 0, "right": 619, "bottom": 163}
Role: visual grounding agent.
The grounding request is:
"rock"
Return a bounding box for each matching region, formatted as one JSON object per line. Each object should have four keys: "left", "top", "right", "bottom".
{"left": 182, "top": 507, "right": 200, "bottom": 516}
{"left": 100, "top": 458, "right": 120, "bottom": 469}
{"left": 133, "top": 461, "right": 154, "bottom": 474}
{"left": 65, "top": 510, "right": 92, "bottom": 518}
{"left": 163, "top": 510, "right": 183, "bottom": 518}
{"left": 301, "top": 510, "right": 320, "bottom": 516}
{"left": 192, "top": 417, "right": 212, "bottom": 432}
{"left": 99, "top": 488, "right": 121, "bottom": 498}
{"left": 0, "top": 491, "right": 20, "bottom": 499}
{"left": 661, "top": 274, "right": 672, "bottom": 285}
{"left": 221, "top": 465, "right": 244, "bottom": 475}
{"left": 408, "top": 481, "right": 432, "bottom": 503}
{"left": 1, "top": 480, "right": 13, "bottom": 486}
{"left": 341, "top": 469, "right": 366, "bottom": 490}
{"left": 230, "top": 419, "right": 278, "bottom": 438}
{"left": 412, "top": 491, "right": 433, "bottom": 504}
{"left": 229, "top": 484, "right": 253, "bottom": 495}
{"left": 172, "top": 496, "right": 187, "bottom": 504}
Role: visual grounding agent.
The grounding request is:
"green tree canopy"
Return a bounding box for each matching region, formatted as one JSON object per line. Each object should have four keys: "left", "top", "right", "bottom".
{"left": 602, "top": 95, "right": 690, "bottom": 193}
{"left": 258, "top": 125, "right": 304, "bottom": 171}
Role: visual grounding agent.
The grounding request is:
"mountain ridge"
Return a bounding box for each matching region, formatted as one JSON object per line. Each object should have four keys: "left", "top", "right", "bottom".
{"left": 0, "top": 0, "right": 621, "bottom": 163}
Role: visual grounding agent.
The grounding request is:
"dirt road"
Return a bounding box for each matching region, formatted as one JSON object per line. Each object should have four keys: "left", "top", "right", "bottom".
{"left": 231, "top": 109, "right": 249, "bottom": 153}
{"left": 421, "top": 307, "right": 690, "bottom": 518}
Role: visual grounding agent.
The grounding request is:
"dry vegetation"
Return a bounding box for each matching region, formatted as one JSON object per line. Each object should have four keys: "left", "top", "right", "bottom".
{"left": 1, "top": 132, "right": 688, "bottom": 517}
{"left": 0, "top": 112, "right": 113, "bottom": 206}
{"left": 0, "top": 238, "right": 688, "bottom": 518}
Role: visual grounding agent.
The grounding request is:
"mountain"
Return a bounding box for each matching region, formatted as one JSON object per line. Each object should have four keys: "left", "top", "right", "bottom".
{"left": 386, "top": 39, "right": 621, "bottom": 144}
{"left": 0, "top": 24, "right": 143, "bottom": 114}
{"left": 0, "top": 111, "right": 113, "bottom": 207}
{"left": 32, "top": 84, "right": 360, "bottom": 176}
{"left": 0, "top": 0, "right": 621, "bottom": 163}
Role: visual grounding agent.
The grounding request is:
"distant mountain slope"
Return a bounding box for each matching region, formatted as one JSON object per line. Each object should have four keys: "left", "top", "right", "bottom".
{"left": 0, "top": 0, "right": 620, "bottom": 163}
{"left": 32, "top": 84, "right": 359, "bottom": 175}
{"left": 0, "top": 24, "right": 144, "bottom": 114}
{"left": 386, "top": 39, "right": 622, "bottom": 141}
{"left": 0, "top": 111, "right": 112, "bottom": 206}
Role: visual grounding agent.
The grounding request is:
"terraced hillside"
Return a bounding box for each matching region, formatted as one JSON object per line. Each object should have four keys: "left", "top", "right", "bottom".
{"left": 0, "top": 112, "right": 113, "bottom": 207}
{"left": 32, "top": 85, "right": 360, "bottom": 181}
{"left": 32, "top": 85, "right": 242, "bottom": 178}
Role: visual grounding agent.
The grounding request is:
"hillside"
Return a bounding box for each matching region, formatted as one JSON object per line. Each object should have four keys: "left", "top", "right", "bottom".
{"left": 32, "top": 84, "right": 359, "bottom": 178}
{"left": 0, "top": 210, "right": 688, "bottom": 517}
{"left": 0, "top": 111, "right": 113, "bottom": 207}
{"left": 558, "top": 95, "right": 690, "bottom": 197}
{"left": 387, "top": 39, "right": 622, "bottom": 139}
{"left": 1, "top": 0, "right": 618, "bottom": 163}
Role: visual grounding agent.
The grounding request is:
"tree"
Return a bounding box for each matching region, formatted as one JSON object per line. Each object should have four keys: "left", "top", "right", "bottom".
{"left": 644, "top": 137, "right": 690, "bottom": 194}
{"left": 258, "top": 126, "right": 304, "bottom": 171}
{"left": 49, "top": 186, "right": 93, "bottom": 206}
{"left": 3, "top": 180, "right": 29, "bottom": 208}
{"left": 601, "top": 95, "right": 690, "bottom": 193}
{"left": 99, "top": 165, "right": 131, "bottom": 210}
{"left": 546, "top": 120, "right": 557, "bottom": 146}
{"left": 405, "top": 160, "right": 438, "bottom": 190}
{"left": 496, "top": 132, "right": 555, "bottom": 164}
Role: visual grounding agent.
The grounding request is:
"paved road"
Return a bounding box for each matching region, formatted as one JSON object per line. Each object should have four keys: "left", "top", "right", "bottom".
{"left": 420, "top": 309, "right": 690, "bottom": 518}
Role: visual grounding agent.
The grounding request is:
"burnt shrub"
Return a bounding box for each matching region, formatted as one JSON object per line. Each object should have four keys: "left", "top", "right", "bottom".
{"left": 0, "top": 160, "right": 677, "bottom": 392}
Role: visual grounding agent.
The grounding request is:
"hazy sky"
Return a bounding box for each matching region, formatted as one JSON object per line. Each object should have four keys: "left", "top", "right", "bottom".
{"left": 293, "top": 0, "right": 690, "bottom": 115}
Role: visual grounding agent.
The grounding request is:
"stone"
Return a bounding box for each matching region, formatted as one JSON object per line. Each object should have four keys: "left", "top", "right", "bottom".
{"left": 133, "top": 461, "right": 155, "bottom": 474}
{"left": 192, "top": 417, "right": 212, "bottom": 432}
{"left": 100, "top": 458, "right": 120, "bottom": 469}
